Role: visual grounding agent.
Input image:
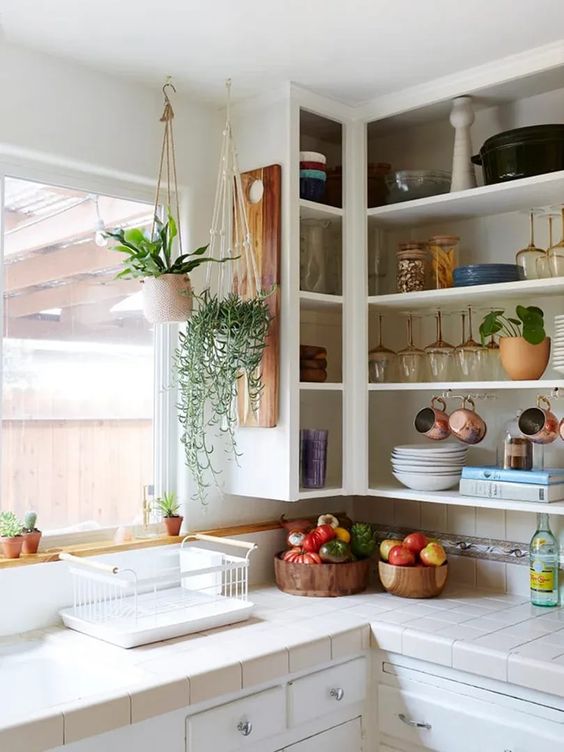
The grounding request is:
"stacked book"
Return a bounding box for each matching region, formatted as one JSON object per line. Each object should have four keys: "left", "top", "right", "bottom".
{"left": 460, "top": 467, "right": 564, "bottom": 503}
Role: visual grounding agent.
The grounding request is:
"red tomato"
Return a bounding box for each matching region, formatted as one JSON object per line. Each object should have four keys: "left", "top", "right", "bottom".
{"left": 303, "top": 524, "right": 336, "bottom": 553}
{"left": 282, "top": 549, "right": 321, "bottom": 564}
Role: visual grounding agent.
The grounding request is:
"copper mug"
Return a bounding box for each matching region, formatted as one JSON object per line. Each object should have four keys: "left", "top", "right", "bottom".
{"left": 448, "top": 397, "right": 487, "bottom": 445}
{"left": 519, "top": 396, "right": 559, "bottom": 444}
{"left": 414, "top": 397, "right": 450, "bottom": 441}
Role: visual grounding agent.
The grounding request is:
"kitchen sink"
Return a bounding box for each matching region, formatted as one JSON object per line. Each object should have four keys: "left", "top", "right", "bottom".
{"left": 0, "top": 638, "right": 144, "bottom": 721}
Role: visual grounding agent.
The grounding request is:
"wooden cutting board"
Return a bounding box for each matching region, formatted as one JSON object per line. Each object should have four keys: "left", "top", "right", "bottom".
{"left": 234, "top": 164, "right": 281, "bottom": 427}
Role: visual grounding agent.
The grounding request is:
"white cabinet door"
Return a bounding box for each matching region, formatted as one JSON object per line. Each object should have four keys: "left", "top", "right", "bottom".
{"left": 283, "top": 718, "right": 362, "bottom": 752}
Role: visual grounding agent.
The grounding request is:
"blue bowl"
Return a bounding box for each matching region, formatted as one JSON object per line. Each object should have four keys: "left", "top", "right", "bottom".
{"left": 300, "top": 177, "right": 326, "bottom": 202}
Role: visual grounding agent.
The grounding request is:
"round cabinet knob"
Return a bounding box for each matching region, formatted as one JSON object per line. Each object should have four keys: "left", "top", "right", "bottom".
{"left": 237, "top": 720, "right": 253, "bottom": 736}
{"left": 329, "top": 687, "right": 345, "bottom": 701}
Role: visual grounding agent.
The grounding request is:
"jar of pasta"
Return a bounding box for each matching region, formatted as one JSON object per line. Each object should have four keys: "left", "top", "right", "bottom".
{"left": 428, "top": 234, "right": 459, "bottom": 289}
{"left": 396, "top": 242, "right": 427, "bottom": 293}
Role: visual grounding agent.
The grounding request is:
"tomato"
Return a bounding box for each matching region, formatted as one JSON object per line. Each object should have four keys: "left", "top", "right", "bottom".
{"left": 282, "top": 548, "right": 321, "bottom": 564}
{"left": 303, "top": 524, "right": 337, "bottom": 553}
{"left": 319, "top": 539, "right": 352, "bottom": 563}
{"left": 287, "top": 529, "right": 306, "bottom": 547}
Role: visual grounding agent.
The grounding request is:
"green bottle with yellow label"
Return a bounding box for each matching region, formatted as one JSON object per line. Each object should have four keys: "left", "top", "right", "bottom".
{"left": 530, "top": 513, "right": 559, "bottom": 607}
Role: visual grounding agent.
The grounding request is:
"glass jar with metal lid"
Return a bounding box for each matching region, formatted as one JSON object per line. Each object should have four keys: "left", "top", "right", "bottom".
{"left": 396, "top": 242, "right": 427, "bottom": 293}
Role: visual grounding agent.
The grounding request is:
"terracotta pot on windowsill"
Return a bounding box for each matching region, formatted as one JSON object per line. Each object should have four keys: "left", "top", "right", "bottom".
{"left": 499, "top": 336, "right": 550, "bottom": 380}
{"left": 163, "top": 516, "right": 183, "bottom": 537}
{"left": 1, "top": 536, "right": 24, "bottom": 559}
{"left": 22, "top": 530, "right": 42, "bottom": 555}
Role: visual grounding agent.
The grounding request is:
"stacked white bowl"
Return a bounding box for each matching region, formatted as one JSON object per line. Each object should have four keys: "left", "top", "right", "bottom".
{"left": 391, "top": 443, "right": 469, "bottom": 491}
{"left": 552, "top": 315, "right": 564, "bottom": 374}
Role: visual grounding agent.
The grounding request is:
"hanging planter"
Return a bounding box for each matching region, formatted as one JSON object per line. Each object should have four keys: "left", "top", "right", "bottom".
{"left": 142, "top": 274, "right": 192, "bottom": 324}
{"left": 176, "top": 81, "right": 273, "bottom": 503}
{"left": 105, "top": 80, "right": 231, "bottom": 324}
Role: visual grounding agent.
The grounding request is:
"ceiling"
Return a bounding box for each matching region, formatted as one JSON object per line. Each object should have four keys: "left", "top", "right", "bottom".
{"left": 1, "top": 1, "right": 564, "bottom": 105}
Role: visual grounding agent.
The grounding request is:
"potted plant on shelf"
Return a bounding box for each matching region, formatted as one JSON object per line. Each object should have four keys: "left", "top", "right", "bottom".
{"left": 105, "top": 212, "right": 234, "bottom": 324}
{"left": 0, "top": 511, "right": 24, "bottom": 559}
{"left": 22, "top": 511, "right": 42, "bottom": 554}
{"left": 480, "top": 305, "right": 550, "bottom": 380}
{"left": 155, "top": 492, "right": 183, "bottom": 536}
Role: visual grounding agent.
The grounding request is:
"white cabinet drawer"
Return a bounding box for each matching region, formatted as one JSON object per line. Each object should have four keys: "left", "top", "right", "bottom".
{"left": 288, "top": 657, "right": 367, "bottom": 727}
{"left": 379, "top": 684, "right": 564, "bottom": 752}
{"left": 285, "top": 718, "right": 362, "bottom": 752}
{"left": 186, "top": 685, "right": 285, "bottom": 752}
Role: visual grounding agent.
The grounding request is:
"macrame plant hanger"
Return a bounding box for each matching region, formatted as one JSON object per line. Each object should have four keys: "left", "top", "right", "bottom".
{"left": 152, "top": 77, "right": 182, "bottom": 254}
{"left": 205, "top": 80, "right": 260, "bottom": 300}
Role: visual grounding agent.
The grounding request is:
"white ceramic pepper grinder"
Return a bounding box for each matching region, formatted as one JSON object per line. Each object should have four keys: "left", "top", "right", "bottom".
{"left": 449, "top": 96, "right": 477, "bottom": 192}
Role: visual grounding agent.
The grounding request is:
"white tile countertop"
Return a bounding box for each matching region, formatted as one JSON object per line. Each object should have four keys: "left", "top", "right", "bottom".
{"left": 4, "top": 582, "right": 564, "bottom": 751}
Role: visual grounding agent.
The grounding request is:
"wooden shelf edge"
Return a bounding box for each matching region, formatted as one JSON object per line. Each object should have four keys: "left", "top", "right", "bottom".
{"left": 0, "top": 511, "right": 347, "bottom": 570}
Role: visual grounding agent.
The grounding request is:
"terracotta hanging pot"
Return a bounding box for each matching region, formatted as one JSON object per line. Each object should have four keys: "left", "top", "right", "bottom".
{"left": 1, "top": 536, "right": 24, "bottom": 559}
{"left": 163, "top": 516, "right": 183, "bottom": 536}
{"left": 499, "top": 336, "right": 550, "bottom": 380}
{"left": 142, "top": 274, "right": 193, "bottom": 324}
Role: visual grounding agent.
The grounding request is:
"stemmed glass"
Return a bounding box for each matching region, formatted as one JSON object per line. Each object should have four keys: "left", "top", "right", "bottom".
{"left": 425, "top": 310, "right": 454, "bottom": 381}
{"left": 368, "top": 314, "right": 396, "bottom": 383}
{"left": 397, "top": 314, "right": 426, "bottom": 383}
{"left": 515, "top": 211, "right": 546, "bottom": 280}
{"left": 547, "top": 207, "right": 564, "bottom": 278}
{"left": 454, "top": 307, "right": 486, "bottom": 380}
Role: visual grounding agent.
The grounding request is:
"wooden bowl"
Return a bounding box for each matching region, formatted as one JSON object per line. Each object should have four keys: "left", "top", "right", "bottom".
{"left": 378, "top": 560, "right": 448, "bottom": 598}
{"left": 274, "top": 553, "right": 370, "bottom": 597}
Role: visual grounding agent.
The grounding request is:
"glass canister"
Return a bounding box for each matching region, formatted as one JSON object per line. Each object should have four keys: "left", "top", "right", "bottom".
{"left": 396, "top": 242, "right": 427, "bottom": 293}
{"left": 428, "top": 234, "right": 459, "bottom": 289}
{"left": 501, "top": 412, "right": 533, "bottom": 470}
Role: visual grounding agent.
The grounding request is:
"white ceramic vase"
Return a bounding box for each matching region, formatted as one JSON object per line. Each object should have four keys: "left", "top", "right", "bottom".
{"left": 142, "top": 274, "right": 193, "bottom": 324}
{"left": 449, "top": 96, "right": 477, "bottom": 192}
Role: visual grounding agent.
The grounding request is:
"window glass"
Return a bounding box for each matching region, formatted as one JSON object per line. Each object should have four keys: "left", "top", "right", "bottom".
{"left": 2, "top": 177, "right": 154, "bottom": 532}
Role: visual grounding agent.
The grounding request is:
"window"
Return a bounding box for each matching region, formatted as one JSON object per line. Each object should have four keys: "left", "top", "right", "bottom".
{"left": 1, "top": 177, "right": 157, "bottom": 533}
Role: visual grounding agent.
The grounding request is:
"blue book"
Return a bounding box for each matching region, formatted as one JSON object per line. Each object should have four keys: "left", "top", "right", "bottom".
{"left": 461, "top": 466, "right": 564, "bottom": 485}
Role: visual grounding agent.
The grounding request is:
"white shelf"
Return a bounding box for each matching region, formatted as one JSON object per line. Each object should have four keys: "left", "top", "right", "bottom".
{"left": 369, "top": 380, "right": 564, "bottom": 391}
{"left": 300, "top": 382, "right": 343, "bottom": 391}
{"left": 366, "top": 483, "right": 564, "bottom": 516}
{"left": 368, "top": 277, "right": 564, "bottom": 311}
{"left": 300, "top": 290, "right": 343, "bottom": 310}
{"left": 300, "top": 199, "right": 343, "bottom": 220}
{"left": 298, "top": 486, "right": 345, "bottom": 499}
{"left": 367, "top": 170, "right": 564, "bottom": 228}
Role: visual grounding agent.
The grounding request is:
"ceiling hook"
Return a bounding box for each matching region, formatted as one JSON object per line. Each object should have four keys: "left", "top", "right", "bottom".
{"left": 162, "top": 76, "right": 177, "bottom": 101}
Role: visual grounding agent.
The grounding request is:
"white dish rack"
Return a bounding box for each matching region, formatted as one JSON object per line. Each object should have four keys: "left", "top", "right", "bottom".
{"left": 59, "top": 534, "right": 257, "bottom": 648}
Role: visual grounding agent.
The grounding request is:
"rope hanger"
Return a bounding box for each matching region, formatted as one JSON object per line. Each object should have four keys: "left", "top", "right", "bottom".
{"left": 152, "top": 77, "right": 183, "bottom": 254}
{"left": 206, "top": 79, "right": 261, "bottom": 300}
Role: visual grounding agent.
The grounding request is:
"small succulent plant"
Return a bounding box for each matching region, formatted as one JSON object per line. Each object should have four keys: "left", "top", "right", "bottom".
{"left": 0, "top": 511, "right": 23, "bottom": 539}
{"left": 155, "top": 492, "right": 180, "bottom": 518}
{"left": 23, "top": 511, "right": 39, "bottom": 532}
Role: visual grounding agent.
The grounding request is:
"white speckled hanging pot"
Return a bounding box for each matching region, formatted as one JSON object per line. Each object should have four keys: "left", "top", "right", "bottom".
{"left": 142, "top": 274, "right": 193, "bottom": 324}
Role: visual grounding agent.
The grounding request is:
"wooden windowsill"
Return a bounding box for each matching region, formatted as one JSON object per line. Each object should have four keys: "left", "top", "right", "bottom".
{"left": 0, "top": 519, "right": 284, "bottom": 570}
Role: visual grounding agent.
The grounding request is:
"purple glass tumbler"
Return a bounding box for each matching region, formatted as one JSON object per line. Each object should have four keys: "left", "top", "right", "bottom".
{"left": 300, "top": 429, "right": 328, "bottom": 489}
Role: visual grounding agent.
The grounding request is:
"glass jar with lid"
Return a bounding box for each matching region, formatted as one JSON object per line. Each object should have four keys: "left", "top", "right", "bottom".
{"left": 428, "top": 234, "right": 459, "bottom": 289}
{"left": 500, "top": 412, "right": 532, "bottom": 470}
{"left": 396, "top": 242, "right": 427, "bottom": 293}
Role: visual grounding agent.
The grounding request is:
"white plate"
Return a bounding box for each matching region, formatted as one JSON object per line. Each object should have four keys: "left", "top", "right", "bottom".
{"left": 391, "top": 457, "right": 466, "bottom": 466}
{"left": 393, "top": 471, "right": 460, "bottom": 492}
{"left": 392, "top": 450, "right": 467, "bottom": 459}
{"left": 393, "top": 444, "right": 467, "bottom": 454}
{"left": 392, "top": 466, "right": 463, "bottom": 474}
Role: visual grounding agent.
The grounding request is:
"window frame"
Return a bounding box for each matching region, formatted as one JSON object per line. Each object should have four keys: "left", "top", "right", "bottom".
{"left": 0, "top": 158, "right": 178, "bottom": 544}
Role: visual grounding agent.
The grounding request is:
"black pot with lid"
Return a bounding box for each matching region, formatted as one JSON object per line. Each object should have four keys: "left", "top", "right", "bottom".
{"left": 472, "top": 124, "right": 564, "bottom": 185}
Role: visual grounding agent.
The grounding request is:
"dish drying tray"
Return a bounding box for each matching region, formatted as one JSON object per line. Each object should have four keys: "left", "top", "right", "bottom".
{"left": 59, "top": 534, "right": 257, "bottom": 648}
